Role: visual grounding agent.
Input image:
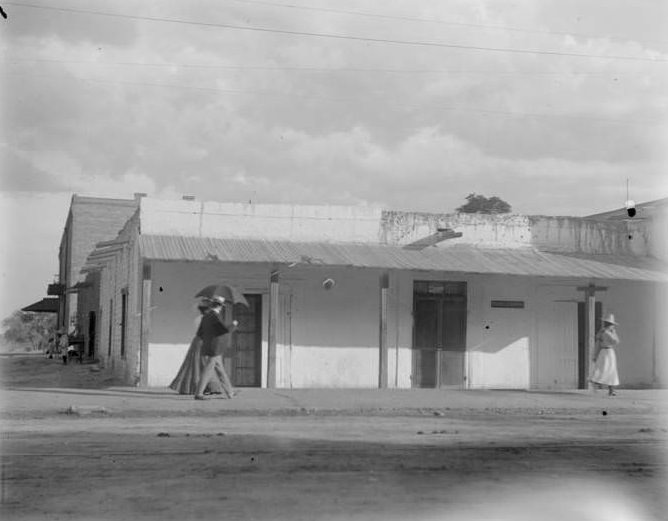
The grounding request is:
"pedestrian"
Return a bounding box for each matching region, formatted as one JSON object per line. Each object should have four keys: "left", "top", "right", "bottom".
{"left": 45, "top": 335, "right": 56, "bottom": 359}
{"left": 59, "top": 330, "right": 70, "bottom": 365}
{"left": 194, "top": 296, "right": 238, "bottom": 400}
{"left": 590, "top": 313, "right": 620, "bottom": 396}
{"left": 169, "top": 299, "right": 228, "bottom": 395}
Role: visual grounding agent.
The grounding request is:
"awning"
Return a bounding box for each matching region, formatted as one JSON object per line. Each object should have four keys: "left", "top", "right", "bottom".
{"left": 138, "top": 235, "right": 668, "bottom": 282}
{"left": 21, "top": 297, "right": 59, "bottom": 313}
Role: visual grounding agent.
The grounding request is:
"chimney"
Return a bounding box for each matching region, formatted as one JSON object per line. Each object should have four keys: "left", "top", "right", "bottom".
{"left": 182, "top": 195, "right": 196, "bottom": 201}
{"left": 134, "top": 192, "right": 147, "bottom": 200}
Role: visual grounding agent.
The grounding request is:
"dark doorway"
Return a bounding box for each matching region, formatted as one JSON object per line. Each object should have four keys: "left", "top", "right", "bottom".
{"left": 88, "top": 311, "right": 96, "bottom": 358}
{"left": 412, "top": 281, "right": 467, "bottom": 388}
{"left": 107, "top": 299, "right": 113, "bottom": 357}
{"left": 120, "top": 291, "right": 128, "bottom": 358}
{"left": 577, "top": 301, "right": 603, "bottom": 389}
{"left": 225, "top": 294, "right": 262, "bottom": 387}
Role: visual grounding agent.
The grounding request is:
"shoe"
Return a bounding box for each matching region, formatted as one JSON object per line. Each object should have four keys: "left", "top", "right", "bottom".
{"left": 194, "top": 394, "right": 207, "bottom": 400}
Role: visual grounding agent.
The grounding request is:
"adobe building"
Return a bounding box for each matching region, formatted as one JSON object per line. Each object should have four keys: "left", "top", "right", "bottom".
{"left": 74, "top": 196, "right": 668, "bottom": 390}
{"left": 51, "top": 194, "right": 138, "bottom": 356}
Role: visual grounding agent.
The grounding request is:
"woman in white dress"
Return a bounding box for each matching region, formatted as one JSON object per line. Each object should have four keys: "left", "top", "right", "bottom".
{"left": 590, "top": 313, "right": 620, "bottom": 396}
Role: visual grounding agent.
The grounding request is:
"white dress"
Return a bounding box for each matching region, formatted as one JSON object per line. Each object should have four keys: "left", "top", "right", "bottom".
{"left": 590, "top": 327, "right": 620, "bottom": 386}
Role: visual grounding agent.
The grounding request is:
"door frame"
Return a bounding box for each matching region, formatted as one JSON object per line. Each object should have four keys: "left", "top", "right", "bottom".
{"left": 577, "top": 301, "right": 602, "bottom": 389}
{"left": 87, "top": 310, "right": 96, "bottom": 358}
{"left": 412, "top": 280, "right": 468, "bottom": 389}
{"left": 228, "top": 294, "right": 263, "bottom": 387}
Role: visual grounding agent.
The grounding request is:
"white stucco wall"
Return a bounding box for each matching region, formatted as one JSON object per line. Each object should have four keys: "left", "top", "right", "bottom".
{"left": 148, "top": 343, "right": 189, "bottom": 386}
{"left": 146, "top": 261, "right": 387, "bottom": 388}
{"left": 467, "top": 276, "right": 532, "bottom": 389}
{"left": 380, "top": 212, "right": 533, "bottom": 248}
{"left": 282, "top": 266, "right": 383, "bottom": 388}
{"left": 140, "top": 198, "right": 384, "bottom": 243}
{"left": 141, "top": 259, "right": 662, "bottom": 389}
{"left": 599, "top": 280, "right": 658, "bottom": 387}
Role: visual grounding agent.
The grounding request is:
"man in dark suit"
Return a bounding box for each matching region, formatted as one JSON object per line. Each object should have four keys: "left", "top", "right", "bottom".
{"left": 195, "top": 296, "right": 237, "bottom": 400}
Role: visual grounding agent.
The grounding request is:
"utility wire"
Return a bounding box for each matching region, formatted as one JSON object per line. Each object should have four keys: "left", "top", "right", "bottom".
{"left": 3, "top": 70, "right": 661, "bottom": 126}
{"left": 224, "top": 0, "right": 668, "bottom": 48}
{"left": 5, "top": 58, "right": 655, "bottom": 77}
{"left": 5, "top": 2, "right": 668, "bottom": 63}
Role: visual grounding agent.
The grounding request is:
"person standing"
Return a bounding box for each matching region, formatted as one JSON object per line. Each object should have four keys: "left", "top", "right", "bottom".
{"left": 194, "top": 296, "right": 237, "bottom": 400}
{"left": 590, "top": 313, "right": 620, "bottom": 396}
{"left": 59, "top": 330, "right": 70, "bottom": 365}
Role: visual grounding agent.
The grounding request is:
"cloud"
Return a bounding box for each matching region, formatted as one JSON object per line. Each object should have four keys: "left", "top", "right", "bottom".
{"left": 2, "top": 0, "right": 666, "bottom": 218}
{"left": 4, "top": 1, "right": 139, "bottom": 47}
{"left": 0, "top": 146, "right": 68, "bottom": 191}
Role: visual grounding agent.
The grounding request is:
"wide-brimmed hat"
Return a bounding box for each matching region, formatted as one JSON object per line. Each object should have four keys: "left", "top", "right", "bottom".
{"left": 603, "top": 313, "right": 618, "bottom": 325}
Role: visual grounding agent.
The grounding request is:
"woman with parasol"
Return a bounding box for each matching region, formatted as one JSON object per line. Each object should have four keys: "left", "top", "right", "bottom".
{"left": 169, "top": 298, "right": 232, "bottom": 396}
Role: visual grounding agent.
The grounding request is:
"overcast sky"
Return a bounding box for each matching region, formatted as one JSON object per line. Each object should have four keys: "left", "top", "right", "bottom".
{"left": 1, "top": 0, "right": 667, "bottom": 319}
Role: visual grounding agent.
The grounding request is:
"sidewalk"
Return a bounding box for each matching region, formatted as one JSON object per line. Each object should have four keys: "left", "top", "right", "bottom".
{"left": 2, "top": 386, "right": 666, "bottom": 419}
{"left": 1, "top": 354, "right": 666, "bottom": 419}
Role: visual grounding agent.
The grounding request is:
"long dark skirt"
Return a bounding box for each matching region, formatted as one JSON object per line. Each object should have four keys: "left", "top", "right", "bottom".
{"left": 169, "top": 337, "right": 225, "bottom": 395}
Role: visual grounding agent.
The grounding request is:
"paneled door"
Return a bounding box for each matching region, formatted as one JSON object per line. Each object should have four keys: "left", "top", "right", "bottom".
{"left": 226, "top": 295, "right": 262, "bottom": 387}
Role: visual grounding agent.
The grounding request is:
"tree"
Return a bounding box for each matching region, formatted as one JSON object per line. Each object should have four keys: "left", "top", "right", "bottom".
{"left": 1, "top": 311, "right": 56, "bottom": 351}
{"left": 456, "top": 193, "right": 512, "bottom": 214}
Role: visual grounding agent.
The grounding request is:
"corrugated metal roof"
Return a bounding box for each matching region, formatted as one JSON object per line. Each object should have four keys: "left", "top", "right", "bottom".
{"left": 138, "top": 235, "right": 668, "bottom": 282}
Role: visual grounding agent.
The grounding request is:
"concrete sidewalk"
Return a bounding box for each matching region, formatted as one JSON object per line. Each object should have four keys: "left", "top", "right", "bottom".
{"left": 2, "top": 386, "right": 666, "bottom": 419}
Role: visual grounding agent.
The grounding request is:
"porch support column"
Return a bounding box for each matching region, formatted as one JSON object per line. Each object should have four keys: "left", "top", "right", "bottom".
{"left": 267, "top": 269, "right": 280, "bottom": 389}
{"left": 577, "top": 283, "right": 607, "bottom": 390}
{"left": 379, "top": 272, "right": 389, "bottom": 389}
{"left": 139, "top": 262, "right": 151, "bottom": 387}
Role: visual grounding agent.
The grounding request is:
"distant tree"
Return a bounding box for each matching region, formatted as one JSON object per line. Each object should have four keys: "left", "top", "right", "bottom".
{"left": 456, "top": 193, "right": 512, "bottom": 214}
{"left": 1, "top": 311, "right": 56, "bottom": 351}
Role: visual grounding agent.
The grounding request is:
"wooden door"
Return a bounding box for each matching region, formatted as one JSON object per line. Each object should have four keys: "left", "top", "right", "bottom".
{"left": 535, "top": 299, "right": 578, "bottom": 389}
{"left": 412, "top": 281, "right": 467, "bottom": 388}
{"left": 225, "top": 295, "right": 262, "bottom": 387}
{"left": 413, "top": 298, "right": 439, "bottom": 387}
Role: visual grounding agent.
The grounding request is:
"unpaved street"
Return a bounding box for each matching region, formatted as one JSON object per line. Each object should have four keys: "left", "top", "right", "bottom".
{"left": 1, "top": 354, "right": 667, "bottom": 520}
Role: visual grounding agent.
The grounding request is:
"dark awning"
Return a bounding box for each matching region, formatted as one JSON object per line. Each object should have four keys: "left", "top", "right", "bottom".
{"left": 21, "top": 297, "right": 59, "bottom": 313}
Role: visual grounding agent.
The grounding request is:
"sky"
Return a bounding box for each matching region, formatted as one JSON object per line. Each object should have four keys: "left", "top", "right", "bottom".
{"left": 1, "top": 0, "right": 667, "bottom": 321}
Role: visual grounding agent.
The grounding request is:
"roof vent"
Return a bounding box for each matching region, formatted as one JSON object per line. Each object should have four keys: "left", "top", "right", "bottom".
{"left": 182, "top": 195, "right": 196, "bottom": 201}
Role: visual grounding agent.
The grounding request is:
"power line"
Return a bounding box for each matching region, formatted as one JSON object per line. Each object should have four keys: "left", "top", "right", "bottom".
{"left": 224, "top": 0, "right": 668, "bottom": 48}
{"left": 3, "top": 70, "right": 661, "bottom": 126}
{"left": 5, "top": 58, "right": 655, "bottom": 77}
{"left": 6, "top": 2, "right": 668, "bottom": 63}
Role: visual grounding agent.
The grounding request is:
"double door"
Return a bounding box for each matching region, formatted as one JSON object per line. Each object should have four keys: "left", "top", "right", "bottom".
{"left": 412, "top": 281, "right": 467, "bottom": 388}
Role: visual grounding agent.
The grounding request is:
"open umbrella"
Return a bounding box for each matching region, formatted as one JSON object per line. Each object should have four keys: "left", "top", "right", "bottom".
{"left": 195, "top": 283, "right": 249, "bottom": 307}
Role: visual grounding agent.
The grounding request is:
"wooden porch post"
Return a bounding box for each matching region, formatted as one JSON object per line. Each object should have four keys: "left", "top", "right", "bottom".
{"left": 379, "top": 272, "right": 389, "bottom": 389}
{"left": 577, "top": 283, "right": 607, "bottom": 390}
{"left": 267, "top": 269, "right": 279, "bottom": 389}
{"left": 139, "top": 263, "right": 151, "bottom": 387}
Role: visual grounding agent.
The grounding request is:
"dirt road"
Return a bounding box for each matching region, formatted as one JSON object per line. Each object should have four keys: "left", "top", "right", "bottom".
{"left": 1, "top": 354, "right": 667, "bottom": 520}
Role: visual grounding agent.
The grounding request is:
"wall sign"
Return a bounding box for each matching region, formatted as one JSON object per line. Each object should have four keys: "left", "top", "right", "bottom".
{"left": 491, "top": 300, "right": 525, "bottom": 309}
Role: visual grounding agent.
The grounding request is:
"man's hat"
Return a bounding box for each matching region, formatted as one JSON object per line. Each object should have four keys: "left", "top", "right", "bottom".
{"left": 603, "top": 313, "right": 618, "bottom": 325}
{"left": 209, "top": 295, "right": 226, "bottom": 306}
